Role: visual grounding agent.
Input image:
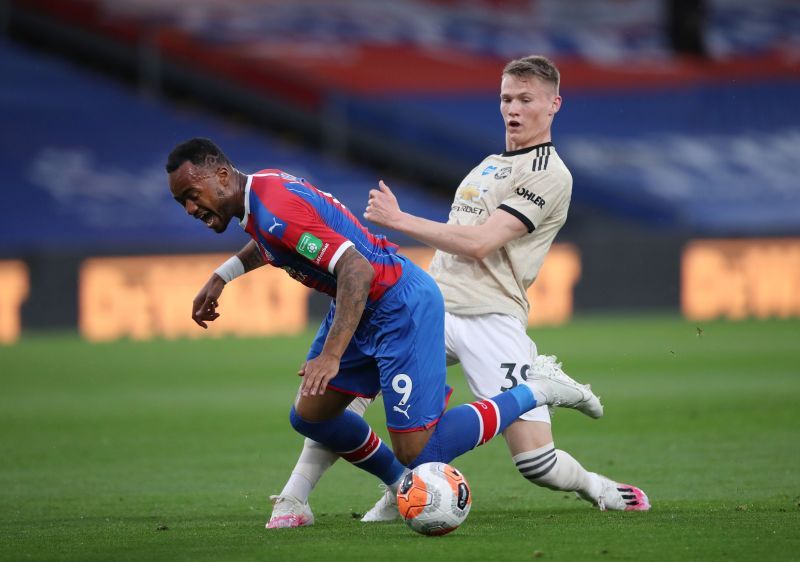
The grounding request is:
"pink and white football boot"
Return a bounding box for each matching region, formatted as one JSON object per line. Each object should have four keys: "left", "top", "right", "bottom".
{"left": 266, "top": 495, "right": 315, "bottom": 529}
{"left": 588, "top": 474, "right": 651, "bottom": 511}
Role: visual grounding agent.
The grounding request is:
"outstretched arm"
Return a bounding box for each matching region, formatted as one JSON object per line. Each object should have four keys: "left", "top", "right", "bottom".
{"left": 300, "top": 246, "right": 374, "bottom": 396}
{"left": 191, "top": 240, "right": 266, "bottom": 328}
{"left": 364, "top": 180, "right": 527, "bottom": 259}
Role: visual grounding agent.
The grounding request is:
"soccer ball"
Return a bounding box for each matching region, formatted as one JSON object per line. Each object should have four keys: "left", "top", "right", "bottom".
{"left": 396, "top": 462, "right": 471, "bottom": 536}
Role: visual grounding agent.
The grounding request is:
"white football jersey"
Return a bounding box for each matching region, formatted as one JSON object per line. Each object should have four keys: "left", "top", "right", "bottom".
{"left": 429, "top": 142, "right": 572, "bottom": 326}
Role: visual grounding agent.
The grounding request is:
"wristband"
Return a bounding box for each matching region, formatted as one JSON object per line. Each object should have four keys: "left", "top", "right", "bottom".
{"left": 214, "top": 255, "right": 245, "bottom": 283}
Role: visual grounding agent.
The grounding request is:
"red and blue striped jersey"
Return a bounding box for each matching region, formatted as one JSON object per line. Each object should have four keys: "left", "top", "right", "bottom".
{"left": 238, "top": 170, "right": 404, "bottom": 302}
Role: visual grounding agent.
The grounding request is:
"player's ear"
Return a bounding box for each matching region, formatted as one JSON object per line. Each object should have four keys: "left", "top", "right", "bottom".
{"left": 550, "top": 95, "right": 562, "bottom": 116}
{"left": 216, "top": 165, "right": 229, "bottom": 185}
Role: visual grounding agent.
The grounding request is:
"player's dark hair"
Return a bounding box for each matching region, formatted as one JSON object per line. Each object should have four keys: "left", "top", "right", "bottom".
{"left": 503, "top": 56, "right": 560, "bottom": 93}
{"left": 165, "top": 137, "right": 232, "bottom": 173}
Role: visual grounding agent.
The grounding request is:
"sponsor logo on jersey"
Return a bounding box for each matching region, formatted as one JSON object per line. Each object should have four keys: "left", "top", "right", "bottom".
{"left": 494, "top": 166, "right": 512, "bottom": 180}
{"left": 256, "top": 241, "right": 275, "bottom": 263}
{"left": 481, "top": 165, "right": 497, "bottom": 176}
{"left": 456, "top": 183, "right": 487, "bottom": 203}
{"left": 282, "top": 266, "right": 307, "bottom": 282}
{"left": 515, "top": 187, "right": 546, "bottom": 209}
{"left": 297, "top": 232, "right": 324, "bottom": 259}
{"left": 451, "top": 204, "right": 486, "bottom": 215}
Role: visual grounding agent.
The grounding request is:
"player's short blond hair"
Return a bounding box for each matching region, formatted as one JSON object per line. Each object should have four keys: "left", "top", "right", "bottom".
{"left": 503, "top": 56, "right": 560, "bottom": 94}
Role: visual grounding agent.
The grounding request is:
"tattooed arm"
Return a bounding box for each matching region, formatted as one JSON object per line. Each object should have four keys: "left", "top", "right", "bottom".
{"left": 236, "top": 240, "right": 266, "bottom": 273}
{"left": 300, "top": 246, "right": 374, "bottom": 396}
{"left": 191, "top": 240, "right": 266, "bottom": 328}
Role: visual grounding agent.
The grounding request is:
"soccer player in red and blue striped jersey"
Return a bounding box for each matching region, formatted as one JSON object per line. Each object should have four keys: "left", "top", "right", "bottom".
{"left": 166, "top": 138, "right": 602, "bottom": 527}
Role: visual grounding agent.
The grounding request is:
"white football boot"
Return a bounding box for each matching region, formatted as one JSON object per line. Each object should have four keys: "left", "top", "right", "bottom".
{"left": 360, "top": 485, "right": 400, "bottom": 522}
{"left": 579, "top": 473, "right": 651, "bottom": 511}
{"left": 524, "top": 355, "right": 603, "bottom": 419}
{"left": 266, "top": 495, "right": 314, "bottom": 529}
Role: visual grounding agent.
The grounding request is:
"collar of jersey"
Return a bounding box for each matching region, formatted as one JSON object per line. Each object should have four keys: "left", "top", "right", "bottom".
{"left": 238, "top": 175, "right": 253, "bottom": 229}
{"left": 501, "top": 141, "right": 554, "bottom": 157}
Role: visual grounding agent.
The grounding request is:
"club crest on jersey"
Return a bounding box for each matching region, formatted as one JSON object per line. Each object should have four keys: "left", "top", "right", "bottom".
{"left": 297, "top": 232, "right": 324, "bottom": 260}
{"left": 456, "top": 183, "right": 487, "bottom": 204}
{"left": 494, "top": 166, "right": 511, "bottom": 180}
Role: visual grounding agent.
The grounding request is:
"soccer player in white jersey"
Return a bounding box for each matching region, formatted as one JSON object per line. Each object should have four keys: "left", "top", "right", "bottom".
{"left": 267, "top": 55, "right": 649, "bottom": 528}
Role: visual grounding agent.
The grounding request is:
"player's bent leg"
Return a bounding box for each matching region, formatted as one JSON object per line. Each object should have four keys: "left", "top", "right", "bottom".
{"left": 269, "top": 396, "right": 375, "bottom": 529}
{"left": 513, "top": 443, "right": 595, "bottom": 492}
{"left": 402, "top": 357, "right": 599, "bottom": 471}
{"left": 504, "top": 421, "right": 650, "bottom": 511}
{"left": 290, "top": 392, "right": 405, "bottom": 489}
{"left": 404, "top": 386, "right": 538, "bottom": 468}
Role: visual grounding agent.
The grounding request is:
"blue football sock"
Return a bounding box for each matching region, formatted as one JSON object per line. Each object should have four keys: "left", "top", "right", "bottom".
{"left": 408, "top": 384, "right": 537, "bottom": 468}
{"left": 289, "top": 406, "right": 405, "bottom": 486}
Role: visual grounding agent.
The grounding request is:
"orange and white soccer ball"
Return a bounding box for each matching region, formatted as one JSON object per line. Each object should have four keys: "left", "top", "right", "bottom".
{"left": 396, "top": 462, "right": 472, "bottom": 536}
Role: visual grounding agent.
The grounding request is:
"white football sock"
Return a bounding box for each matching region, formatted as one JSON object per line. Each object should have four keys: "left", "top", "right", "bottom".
{"left": 278, "top": 397, "right": 375, "bottom": 503}
{"left": 513, "top": 442, "right": 600, "bottom": 498}
{"left": 279, "top": 438, "right": 339, "bottom": 503}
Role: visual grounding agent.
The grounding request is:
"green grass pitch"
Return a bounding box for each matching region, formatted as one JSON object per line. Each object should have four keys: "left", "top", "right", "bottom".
{"left": 1, "top": 315, "right": 798, "bottom": 561}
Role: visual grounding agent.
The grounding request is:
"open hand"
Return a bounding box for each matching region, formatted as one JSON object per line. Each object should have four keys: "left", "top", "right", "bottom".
{"left": 300, "top": 353, "right": 341, "bottom": 396}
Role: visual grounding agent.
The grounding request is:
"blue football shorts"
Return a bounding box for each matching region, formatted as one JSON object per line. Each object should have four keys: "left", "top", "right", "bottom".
{"left": 306, "top": 257, "right": 449, "bottom": 432}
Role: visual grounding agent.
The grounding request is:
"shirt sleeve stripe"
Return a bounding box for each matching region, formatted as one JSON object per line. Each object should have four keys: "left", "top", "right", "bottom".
{"left": 328, "top": 240, "right": 355, "bottom": 274}
{"left": 498, "top": 204, "right": 535, "bottom": 233}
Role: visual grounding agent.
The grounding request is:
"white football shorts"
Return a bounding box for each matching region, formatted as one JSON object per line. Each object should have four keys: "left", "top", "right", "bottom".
{"left": 444, "top": 311, "right": 550, "bottom": 424}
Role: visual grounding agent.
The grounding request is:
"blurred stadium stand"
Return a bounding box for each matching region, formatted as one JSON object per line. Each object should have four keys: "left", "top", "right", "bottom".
{"left": 5, "top": 0, "right": 798, "bottom": 234}
{"left": 0, "top": 37, "right": 448, "bottom": 255}
{"left": 2, "top": 0, "right": 799, "bottom": 335}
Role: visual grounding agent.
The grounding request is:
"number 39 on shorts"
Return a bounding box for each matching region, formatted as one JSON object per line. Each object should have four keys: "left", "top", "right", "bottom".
{"left": 500, "top": 362, "right": 530, "bottom": 391}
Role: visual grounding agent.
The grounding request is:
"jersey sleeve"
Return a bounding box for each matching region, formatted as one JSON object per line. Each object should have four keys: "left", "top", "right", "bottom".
{"left": 273, "top": 194, "right": 354, "bottom": 274}
{"left": 497, "top": 168, "right": 569, "bottom": 232}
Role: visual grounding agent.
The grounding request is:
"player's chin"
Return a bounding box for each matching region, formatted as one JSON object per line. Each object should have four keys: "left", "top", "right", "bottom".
{"left": 211, "top": 216, "right": 232, "bottom": 233}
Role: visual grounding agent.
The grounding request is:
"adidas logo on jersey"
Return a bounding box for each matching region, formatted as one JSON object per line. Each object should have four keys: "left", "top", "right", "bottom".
{"left": 532, "top": 146, "right": 551, "bottom": 172}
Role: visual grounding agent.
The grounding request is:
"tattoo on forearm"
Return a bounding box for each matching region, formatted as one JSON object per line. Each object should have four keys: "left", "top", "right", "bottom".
{"left": 326, "top": 250, "right": 372, "bottom": 351}
{"left": 239, "top": 241, "right": 265, "bottom": 272}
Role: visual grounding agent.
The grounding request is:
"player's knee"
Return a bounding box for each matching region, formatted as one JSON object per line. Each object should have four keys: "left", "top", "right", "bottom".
{"left": 289, "top": 406, "right": 312, "bottom": 437}
{"left": 392, "top": 439, "right": 422, "bottom": 465}
{"left": 394, "top": 449, "right": 417, "bottom": 466}
{"left": 390, "top": 428, "right": 434, "bottom": 466}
